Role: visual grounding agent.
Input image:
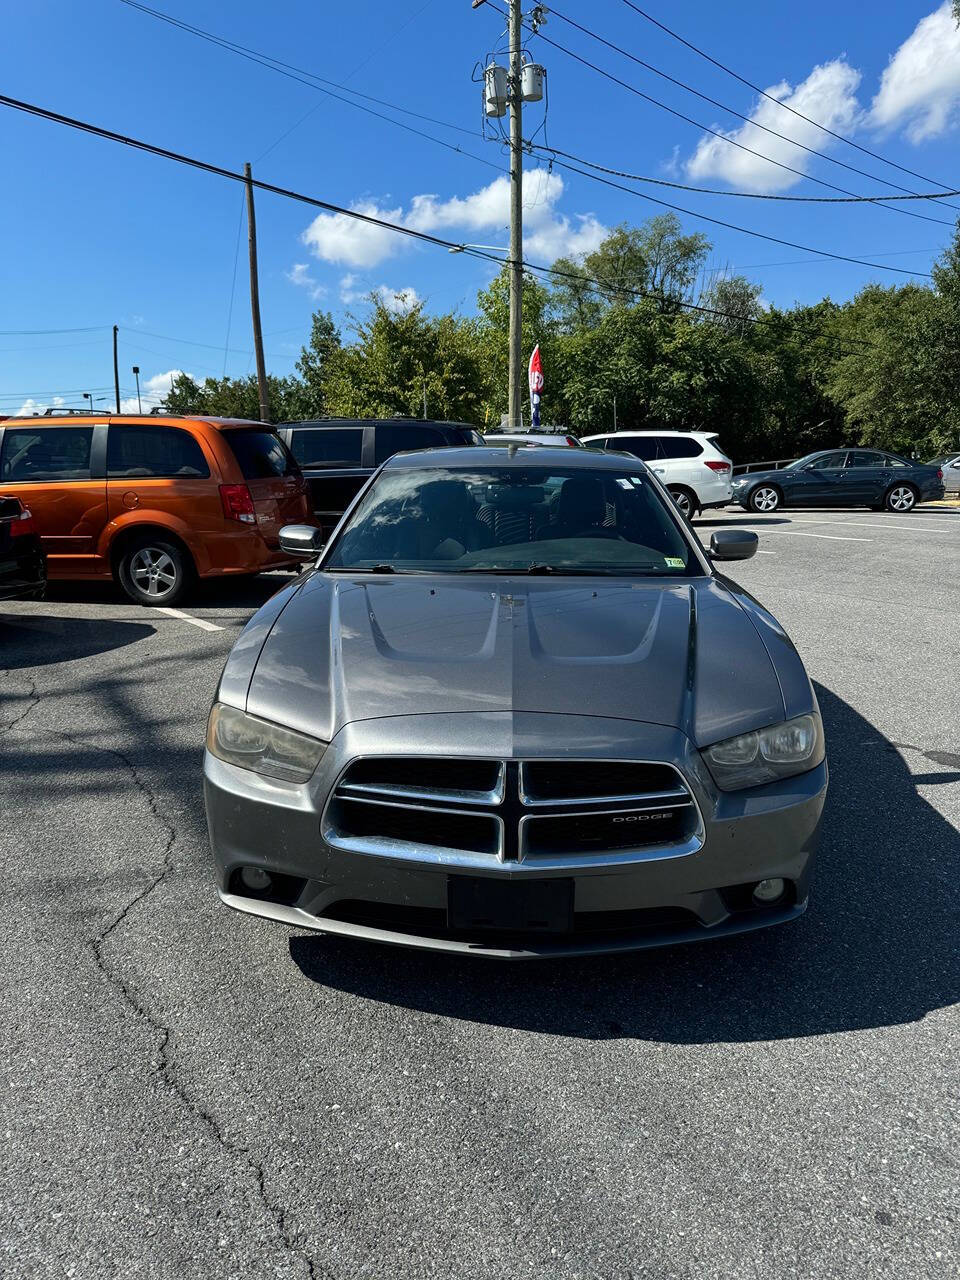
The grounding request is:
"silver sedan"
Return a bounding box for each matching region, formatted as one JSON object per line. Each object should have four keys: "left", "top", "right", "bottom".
{"left": 204, "top": 448, "right": 827, "bottom": 958}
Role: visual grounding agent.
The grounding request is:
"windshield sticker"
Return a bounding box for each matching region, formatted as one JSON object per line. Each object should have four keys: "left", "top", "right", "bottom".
{"left": 615, "top": 478, "right": 632, "bottom": 489}
{"left": 665, "top": 557, "right": 685, "bottom": 568}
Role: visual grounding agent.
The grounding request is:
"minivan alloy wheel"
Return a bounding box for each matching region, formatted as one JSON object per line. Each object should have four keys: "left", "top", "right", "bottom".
{"left": 750, "top": 486, "right": 780, "bottom": 513}
{"left": 130, "top": 547, "right": 178, "bottom": 597}
{"left": 886, "top": 485, "right": 916, "bottom": 513}
{"left": 118, "top": 536, "right": 190, "bottom": 605}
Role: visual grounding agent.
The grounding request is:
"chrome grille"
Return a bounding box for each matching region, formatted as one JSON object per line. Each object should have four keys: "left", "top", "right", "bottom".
{"left": 324, "top": 757, "right": 702, "bottom": 869}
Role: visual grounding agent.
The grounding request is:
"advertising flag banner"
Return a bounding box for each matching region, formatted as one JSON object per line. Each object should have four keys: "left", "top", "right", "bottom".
{"left": 528, "top": 344, "right": 543, "bottom": 428}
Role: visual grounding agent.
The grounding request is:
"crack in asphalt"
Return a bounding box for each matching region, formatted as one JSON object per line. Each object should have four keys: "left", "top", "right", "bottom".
{"left": 0, "top": 675, "right": 41, "bottom": 734}
{"left": 32, "top": 724, "right": 325, "bottom": 1280}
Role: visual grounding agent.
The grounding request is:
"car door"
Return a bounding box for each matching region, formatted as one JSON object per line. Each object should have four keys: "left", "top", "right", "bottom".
{"left": 287, "top": 425, "right": 372, "bottom": 530}
{"left": 841, "top": 450, "right": 889, "bottom": 505}
{"left": 106, "top": 422, "right": 221, "bottom": 543}
{"left": 790, "top": 451, "right": 848, "bottom": 504}
{"left": 0, "top": 422, "right": 108, "bottom": 575}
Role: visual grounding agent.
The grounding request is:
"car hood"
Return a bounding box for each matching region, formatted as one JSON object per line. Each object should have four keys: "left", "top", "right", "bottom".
{"left": 237, "top": 573, "right": 797, "bottom": 749}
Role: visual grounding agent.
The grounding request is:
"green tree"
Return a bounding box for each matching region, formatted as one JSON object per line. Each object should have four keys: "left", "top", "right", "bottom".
{"left": 321, "top": 295, "right": 487, "bottom": 423}
{"left": 161, "top": 371, "right": 309, "bottom": 421}
{"left": 475, "top": 266, "right": 554, "bottom": 426}
{"left": 296, "top": 311, "right": 342, "bottom": 416}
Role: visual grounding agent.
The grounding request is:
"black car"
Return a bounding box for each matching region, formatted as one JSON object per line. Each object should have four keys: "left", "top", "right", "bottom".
{"left": 274, "top": 418, "right": 483, "bottom": 533}
{"left": 0, "top": 495, "right": 46, "bottom": 601}
{"left": 731, "top": 448, "right": 944, "bottom": 514}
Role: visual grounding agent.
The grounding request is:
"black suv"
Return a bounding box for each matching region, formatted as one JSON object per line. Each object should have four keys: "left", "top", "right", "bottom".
{"left": 274, "top": 418, "right": 483, "bottom": 533}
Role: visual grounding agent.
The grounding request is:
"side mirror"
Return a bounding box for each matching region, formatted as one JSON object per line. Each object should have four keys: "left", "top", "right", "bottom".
{"left": 279, "top": 524, "right": 325, "bottom": 559}
{"left": 709, "top": 529, "right": 759, "bottom": 562}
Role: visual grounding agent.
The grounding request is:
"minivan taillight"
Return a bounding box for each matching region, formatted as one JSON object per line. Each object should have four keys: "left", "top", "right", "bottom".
{"left": 9, "top": 506, "right": 35, "bottom": 536}
{"left": 565, "top": 436, "right": 579, "bottom": 447}
{"left": 219, "top": 484, "right": 256, "bottom": 524}
{"left": 705, "top": 460, "right": 731, "bottom": 473}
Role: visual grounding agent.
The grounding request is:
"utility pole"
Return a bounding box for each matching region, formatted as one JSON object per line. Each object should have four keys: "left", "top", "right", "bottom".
{"left": 112, "top": 325, "right": 120, "bottom": 413}
{"left": 244, "top": 161, "right": 271, "bottom": 423}
{"left": 507, "top": 0, "right": 523, "bottom": 429}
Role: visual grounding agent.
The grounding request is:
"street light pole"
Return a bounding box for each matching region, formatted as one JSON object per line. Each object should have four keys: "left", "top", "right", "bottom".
{"left": 507, "top": 0, "right": 523, "bottom": 429}
{"left": 132, "top": 366, "right": 142, "bottom": 414}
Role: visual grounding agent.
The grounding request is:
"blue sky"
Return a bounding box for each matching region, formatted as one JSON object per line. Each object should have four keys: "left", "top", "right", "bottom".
{"left": 3, "top": 0, "right": 960, "bottom": 414}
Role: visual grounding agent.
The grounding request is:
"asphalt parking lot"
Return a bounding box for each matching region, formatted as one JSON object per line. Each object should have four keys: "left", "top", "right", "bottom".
{"left": 2, "top": 505, "right": 958, "bottom": 1280}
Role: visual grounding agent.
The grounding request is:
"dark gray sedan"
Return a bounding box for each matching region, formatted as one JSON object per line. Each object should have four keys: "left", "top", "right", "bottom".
{"left": 204, "top": 448, "right": 828, "bottom": 958}
{"left": 732, "top": 448, "right": 944, "bottom": 513}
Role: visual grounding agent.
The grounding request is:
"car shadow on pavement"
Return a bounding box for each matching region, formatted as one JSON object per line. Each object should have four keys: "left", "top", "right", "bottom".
{"left": 37, "top": 571, "right": 296, "bottom": 613}
{"left": 290, "top": 683, "right": 960, "bottom": 1043}
{"left": 0, "top": 614, "right": 156, "bottom": 669}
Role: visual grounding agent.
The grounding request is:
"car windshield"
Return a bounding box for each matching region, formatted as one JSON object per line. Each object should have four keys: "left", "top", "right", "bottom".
{"left": 323, "top": 465, "right": 701, "bottom": 576}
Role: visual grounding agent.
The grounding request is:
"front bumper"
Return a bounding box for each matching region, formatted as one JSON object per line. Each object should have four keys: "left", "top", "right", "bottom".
{"left": 204, "top": 712, "right": 827, "bottom": 958}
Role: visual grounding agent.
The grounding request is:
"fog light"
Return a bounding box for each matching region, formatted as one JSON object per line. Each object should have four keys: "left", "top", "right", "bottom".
{"left": 753, "top": 877, "right": 786, "bottom": 904}
{"left": 239, "top": 865, "right": 272, "bottom": 893}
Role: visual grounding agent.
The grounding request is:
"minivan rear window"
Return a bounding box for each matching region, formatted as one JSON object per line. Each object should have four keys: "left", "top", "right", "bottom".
{"left": 224, "top": 430, "right": 298, "bottom": 478}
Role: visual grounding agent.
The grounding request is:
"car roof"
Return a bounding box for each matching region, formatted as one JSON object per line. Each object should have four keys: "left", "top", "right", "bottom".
{"left": 1, "top": 414, "right": 266, "bottom": 430}
{"left": 582, "top": 429, "right": 713, "bottom": 439}
{"left": 383, "top": 445, "right": 648, "bottom": 470}
{"left": 276, "top": 417, "right": 474, "bottom": 430}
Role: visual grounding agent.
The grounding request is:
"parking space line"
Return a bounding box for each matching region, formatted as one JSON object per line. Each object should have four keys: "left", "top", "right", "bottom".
{"left": 763, "top": 530, "right": 872, "bottom": 543}
{"left": 155, "top": 606, "right": 223, "bottom": 632}
{"left": 789, "top": 516, "right": 960, "bottom": 535}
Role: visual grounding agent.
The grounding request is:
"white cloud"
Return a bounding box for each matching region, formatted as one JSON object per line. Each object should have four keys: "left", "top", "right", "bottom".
{"left": 286, "top": 262, "right": 327, "bottom": 300}
{"left": 339, "top": 275, "right": 423, "bottom": 312}
{"left": 301, "top": 170, "right": 607, "bottom": 270}
{"left": 119, "top": 369, "right": 186, "bottom": 414}
{"left": 870, "top": 3, "right": 960, "bottom": 141}
{"left": 11, "top": 395, "right": 65, "bottom": 417}
{"left": 686, "top": 59, "right": 862, "bottom": 192}
{"left": 302, "top": 199, "right": 405, "bottom": 268}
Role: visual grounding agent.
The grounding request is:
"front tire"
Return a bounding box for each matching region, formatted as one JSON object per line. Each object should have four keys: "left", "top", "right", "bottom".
{"left": 749, "top": 485, "right": 781, "bottom": 513}
{"left": 884, "top": 484, "right": 917, "bottom": 513}
{"left": 668, "top": 487, "right": 698, "bottom": 520}
{"left": 118, "top": 536, "right": 191, "bottom": 606}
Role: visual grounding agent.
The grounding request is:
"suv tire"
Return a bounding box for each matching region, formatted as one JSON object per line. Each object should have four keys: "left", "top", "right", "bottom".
{"left": 667, "top": 486, "right": 698, "bottom": 519}
{"left": 118, "top": 535, "right": 191, "bottom": 606}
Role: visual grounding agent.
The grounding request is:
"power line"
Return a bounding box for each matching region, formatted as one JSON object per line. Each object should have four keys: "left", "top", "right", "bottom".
{"left": 539, "top": 2, "right": 960, "bottom": 222}
{"left": 538, "top": 152, "right": 931, "bottom": 277}
{"left": 618, "top": 0, "right": 958, "bottom": 194}
{"left": 481, "top": 0, "right": 957, "bottom": 227}
{"left": 118, "top": 1, "right": 502, "bottom": 176}
{"left": 0, "top": 92, "right": 880, "bottom": 356}
{"left": 0, "top": 325, "right": 108, "bottom": 335}
{"left": 534, "top": 144, "right": 960, "bottom": 204}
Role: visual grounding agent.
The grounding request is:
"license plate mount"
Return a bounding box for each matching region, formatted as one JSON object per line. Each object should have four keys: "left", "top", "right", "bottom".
{"left": 447, "top": 876, "right": 574, "bottom": 934}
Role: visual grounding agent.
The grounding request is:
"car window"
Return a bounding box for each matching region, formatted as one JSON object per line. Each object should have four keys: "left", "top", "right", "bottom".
{"left": 374, "top": 424, "right": 445, "bottom": 464}
{"left": 584, "top": 437, "right": 610, "bottom": 450}
{"left": 0, "top": 426, "right": 94, "bottom": 482}
{"left": 883, "top": 454, "right": 909, "bottom": 468}
{"left": 657, "top": 436, "right": 703, "bottom": 459}
{"left": 805, "top": 452, "right": 847, "bottom": 470}
{"left": 290, "top": 428, "right": 363, "bottom": 468}
{"left": 324, "top": 465, "right": 701, "bottom": 577}
{"left": 617, "top": 436, "right": 659, "bottom": 461}
{"left": 845, "top": 451, "right": 885, "bottom": 468}
{"left": 107, "top": 425, "right": 209, "bottom": 479}
{"left": 226, "top": 429, "right": 299, "bottom": 477}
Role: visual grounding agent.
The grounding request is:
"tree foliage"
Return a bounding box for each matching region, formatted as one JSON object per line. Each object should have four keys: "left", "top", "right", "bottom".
{"left": 161, "top": 216, "right": 960, "bottom": 461}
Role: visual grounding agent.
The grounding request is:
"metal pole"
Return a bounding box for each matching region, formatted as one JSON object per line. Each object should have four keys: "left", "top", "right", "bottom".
{"left": 508, "top": 0, "right": 523, "bottom": 429}
{"left": 613, "top": 395, "right": 617, "bottom": 432}
{"left": 133, "top": 366, "right": 142, "bottom": 413}
{"left": 422, "top": 378, "right": 428, "bottom": 420}
{"left": 244, "top": 161, "right": 271, "bottom": 423}
{"left": 112, "top": 325, "right": 120, "bottom": 413}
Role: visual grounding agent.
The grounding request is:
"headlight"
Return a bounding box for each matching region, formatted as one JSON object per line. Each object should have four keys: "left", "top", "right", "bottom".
{"left": 702, "top": 713, "right": 824, "bottom": 791}
{"left": 206, "top": 702, "right": 327, "bottom": 782}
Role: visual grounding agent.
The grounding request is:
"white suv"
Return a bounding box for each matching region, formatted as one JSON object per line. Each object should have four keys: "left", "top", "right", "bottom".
{"left": 581, "top": 430, "right": 733, "bottom": 518}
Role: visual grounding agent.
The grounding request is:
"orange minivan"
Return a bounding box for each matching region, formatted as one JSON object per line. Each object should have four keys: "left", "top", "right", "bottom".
{"left": 0, "top": 414, "right": 315, "bottom": 605}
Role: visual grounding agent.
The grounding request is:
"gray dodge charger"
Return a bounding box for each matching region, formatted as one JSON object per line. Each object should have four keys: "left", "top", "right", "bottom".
{"left": 204, "top": 447, "right": 828, "bottom": 958}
